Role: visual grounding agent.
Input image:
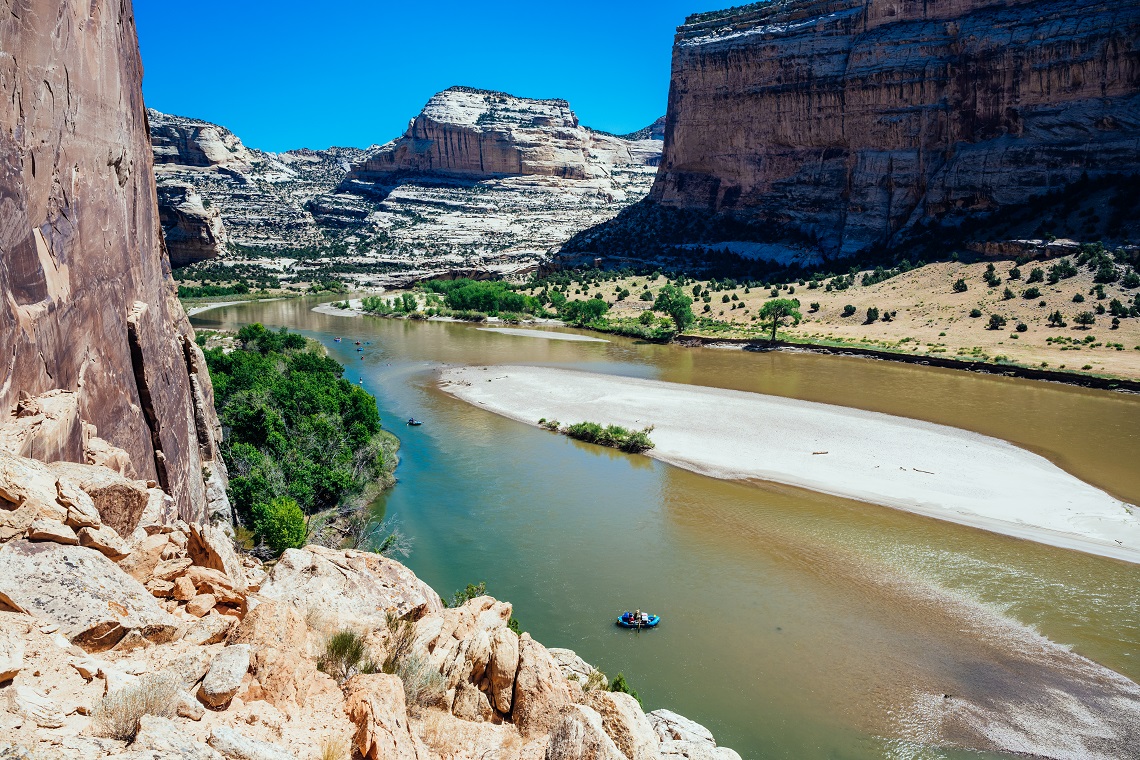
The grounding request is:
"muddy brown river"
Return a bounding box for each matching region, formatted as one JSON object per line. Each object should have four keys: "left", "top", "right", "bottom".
{"left": 193, "top": 298, "right": 1140, "bottom": 759}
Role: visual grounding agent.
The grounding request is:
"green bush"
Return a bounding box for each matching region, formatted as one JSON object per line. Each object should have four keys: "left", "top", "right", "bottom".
{"left": 564, "top": 421, "right": 655, "bottom": 453}
{"left": 1023, "top": 287, "right": 1041, "bottom": 299}
{"left": 970, "top": 308, "right": 983, "bottom": 318}
{"left": 252, "top": 497, "right": 307, "bottom": 554}
{"left": 318, "top": 630, "right": 375, "bottom": 682}
{"left": 865, "top": 307, "right": 879, "bottom": 324}
{"left": 1027, "top": 268, "right": 1045, "bottom": 284}
{"left": 842, "top": 305, "right": 856, "bottom": 317}
{"left": 987, "top": 314, "right": 1007, "bottom": 330}
{"left": 609, "top": 673, "right": 641, "bottom": 706}
{"left": 953, "top": 278, "right": 968, "bottom": 293}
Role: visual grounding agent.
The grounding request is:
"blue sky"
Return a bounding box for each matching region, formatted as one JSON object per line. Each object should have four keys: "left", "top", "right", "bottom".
{"left": 135, "top": 1, "right": 721, "bottom": 153}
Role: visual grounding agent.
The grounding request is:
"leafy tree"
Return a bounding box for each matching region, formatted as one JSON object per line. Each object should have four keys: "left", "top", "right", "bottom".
{"left": 953, "top": 278, "right": 968, "bottom": 293}
{"left": 1048, "top": 310, "right": 1067, "bottom": 327}
{"left": 1027, "top": 267, "right": 1044, "bottom": 284}
{"left": 653, "top": 285, "right": 696, "bottom": 332}
{"left": 253, "top": 496, "right": 307, "bottom": 554}
{"left": 758, "top": 299, "right": 803, "bottom": 341}
{"left": 864, "top": 307, "right": 879, "bottom": 324}
{"left": 987, "top": 314, "right": 1008, "bottom": 330}
{"left": 1075, "top": 311, "right": 1096, "bottom": 328}
{"left": 559, "top": 298, "right": 609, "bottom": 326}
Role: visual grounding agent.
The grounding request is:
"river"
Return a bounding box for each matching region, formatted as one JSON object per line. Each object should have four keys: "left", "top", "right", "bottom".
{"left": 192, "top": 297, "right": 1140, "bottom": 760}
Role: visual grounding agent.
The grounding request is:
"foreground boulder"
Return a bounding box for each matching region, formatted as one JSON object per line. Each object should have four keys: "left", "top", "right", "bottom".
{"left": 259, "top": 545, "right": 442, "bottom": 626}
{"left": 648, "top": 710, "right": 741, "bottom": 760}
{"left": 0, "top": 540, "right": 181, "bottom": 650}
{"left": 48, "top": 462, "right": 150, "bottom": 536}
{"left": 411, "top": 595, "right": 512, "bottom": 694}
{"left": 547, "top": 704, "right": 626, "bottom": 760}
{"left": 584, "top": 691, "right": 661, "bottom": 760}
{"left": 199, "top": 644, "right": 251, "bottom": 708}
{"left": 227, "top": 601, "right": 319, "bottom": 709}
{"left": 512, "top": 633, "right": 575, "bottom": 737}
{"left": 208, "top": 725, "right": 296, "bottom": 760}
{"left": 345, "top": 673, "right": 427, "bottom": 760}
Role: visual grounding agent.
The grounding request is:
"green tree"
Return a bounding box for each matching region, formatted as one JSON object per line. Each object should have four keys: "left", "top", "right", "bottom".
{"left": 652, "top": 285, "right": 695, "bottom": 333}
{"left": 1075, "top": 311, "right": 1096, "bottom": 328}
{"left": 253, "top": 496, "right": 307, "bottom": 554}
{"left": 758, "top": 298, "right": 803, "bottom": 342}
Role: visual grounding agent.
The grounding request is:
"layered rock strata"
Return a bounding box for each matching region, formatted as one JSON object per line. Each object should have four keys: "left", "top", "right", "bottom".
{"left": 0, "top": 0, "right": 226, "bottom": 522}
{"left": 651, "top": 0, "right": 1140, "bottom": 257}
{"left": 157, "top": 182, "right": 228, "bottom": 267}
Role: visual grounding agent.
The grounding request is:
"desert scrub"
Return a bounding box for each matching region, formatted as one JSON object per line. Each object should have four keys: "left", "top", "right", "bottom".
{"left": 318, "top": 630, "right": 377, "bottom": 682}
{"left": 562, "top": 421, "right": 655, "bottom": 454}
{"left": 92, "top": 672, "right": 179, "bottom": 741}
{"left": 380, "top": 613, "right": 445, "bottom": 712}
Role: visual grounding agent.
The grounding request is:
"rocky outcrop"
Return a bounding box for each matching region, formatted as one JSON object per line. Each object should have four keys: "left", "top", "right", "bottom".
{"left": 343, "top": 87, "right": 655, "bottom": 185}
{"left": 0, "top": 1, "right": 227, "bottom": 523}
{"left": 148, "top": 109, "right": 365, "bottom": 253}
{"left": 651, "top": 0, "right": 1140, "bottom": 257}
{"left": 157, "top": 182, "right": 228, "bottom": 267}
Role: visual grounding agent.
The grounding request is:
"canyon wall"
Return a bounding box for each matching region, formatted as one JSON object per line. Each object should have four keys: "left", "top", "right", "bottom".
{"left": 343, "top": 86, "right": 660, "bottom": 186}
{"left": 0, "top": 0, "right": 226, "bottom": 522}
{"left": 651, "top": 0, "right": 1140, "bottom": 256}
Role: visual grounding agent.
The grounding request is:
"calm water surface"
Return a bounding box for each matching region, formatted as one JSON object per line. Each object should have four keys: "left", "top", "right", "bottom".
{"left": 193, "top": 298, "right": 1140, "bottom": 760}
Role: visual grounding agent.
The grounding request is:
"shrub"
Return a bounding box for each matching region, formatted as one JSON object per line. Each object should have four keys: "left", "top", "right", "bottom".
{"left": 865, "top": 307, "right": 879, "bottom": 324}
{"left": 449, "top": 582, "right": 487, "bottom": 608}
{"left": 809, "top": 302, "right": 820, "bottom": 312}
{"left": 639, "top": 290, "right": 654, "bottom": 301}
{"left": 1050, "top": 311, "right": 1069, "bottom": 327}
{"left": 252, "top": 497, "right": 307, "bottom": 555}
{"left": 842, "top": 305, "right": 856, "bottom": 317}
{"left": 1123, "top": 271, "right": 1140, "bottom": 289}
{"left": 1008, "top": 267, "right": 1021, "bottom": 280}
{"left": 1016, "top": 323, "right": 1028, "bottom": 332}
{"left": 1075, "top": 311, "right": 1096, "bottom": 327}
{"left": 1027, "top": 268, "right": 1044, "bottom": 284}
{"left": 953, "top": 278, "right": 968, "bottom": 293}
{"left": 609, "top": 673, "right": 642, "bottom": 706}
{"left": 987, "top": 314, "right": 1007, "bottom": 330}
{"left": 318, "top": 630, "right": 374, "bottom": 682}
{"left": 1002, "top": 287, "right": 1015, "bottom": 300}
{"left": 396, "top": 653, "right": 446, "bottom": 713}
{"left": 564, "top": 422, "right": 655, "bottom": 453}
{"left": 1073, "top": 293, "right": 1085, "bottom": 303}
{"left": 639, "top": 311, "right": 655, "bottom": 326}
{"left": 1023, "top": 287, "right": 1041, "bottom": 299}
{"left": 969, "top": 309, "right": 982, "bottom": 318}
{"left": 92, "top": 672, "right": 179, "bottom": 741}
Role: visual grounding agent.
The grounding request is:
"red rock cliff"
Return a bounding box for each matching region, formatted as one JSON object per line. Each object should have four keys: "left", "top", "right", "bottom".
{"left": 0, "top": 0, "right": 227, "bottom": 523}
{"left": 651, "top": 0, "right": 1140, "bottom": 256}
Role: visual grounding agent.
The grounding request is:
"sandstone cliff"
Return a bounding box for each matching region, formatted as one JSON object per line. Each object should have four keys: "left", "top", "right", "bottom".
{"left": 650, "top": 0, "right": 1140, "bottom": 257}
{"left": 342, "top": 87, "right": 657, "bottom": 186}
{"left": 0, "top": 1, "right": 226, "bottom": 523}
{"left": 148, "top": 109, "right": 366, "bottom": 254}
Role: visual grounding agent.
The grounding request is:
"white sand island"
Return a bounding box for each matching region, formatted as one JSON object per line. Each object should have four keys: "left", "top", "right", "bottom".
{"left": 439, "top": 365, "right": 1140, "bottom": 563}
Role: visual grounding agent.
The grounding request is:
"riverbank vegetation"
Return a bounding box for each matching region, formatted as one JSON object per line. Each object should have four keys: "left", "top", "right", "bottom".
{"left": 539, "top": 419, "right": 656, "bottom": 454}
{"left": 203, "top": 324, "right": 398, "bottom": 553}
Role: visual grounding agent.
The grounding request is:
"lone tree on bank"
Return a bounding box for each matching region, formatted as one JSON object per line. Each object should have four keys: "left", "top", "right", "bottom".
{"left": 759, "top": 298, "right": 803, "bottom": 342}
{"left": 653, "top": 285, "right": 696, "bottom": 333}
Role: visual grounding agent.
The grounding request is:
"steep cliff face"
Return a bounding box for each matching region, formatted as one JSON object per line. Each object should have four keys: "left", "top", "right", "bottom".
{"left": 0, "top": 0, "right": 226, "bottom": 523}
{"left": 156, "top": 181, "right": 228, "bottom": 267}
{"left": 652, "top": 0, "right": 1140, "bottom": 256}
{"left": 343, "top": 86, "right": 658, "bottom": 186}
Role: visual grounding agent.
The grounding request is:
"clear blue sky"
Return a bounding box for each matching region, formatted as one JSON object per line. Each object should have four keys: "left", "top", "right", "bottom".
{"left": 135, "top": 1, "right": 721, "bottom": 153}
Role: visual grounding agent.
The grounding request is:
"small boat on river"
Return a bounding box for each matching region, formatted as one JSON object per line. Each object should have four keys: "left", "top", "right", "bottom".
{"left": 617, "top": 611, "right": 659, "bottom": 629}
{"left": 407, "top": 418, "right": 423, "bottom": 426}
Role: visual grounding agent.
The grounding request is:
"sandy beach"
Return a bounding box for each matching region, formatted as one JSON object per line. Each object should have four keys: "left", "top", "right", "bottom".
{"left": 477, "top": 327, "right": 608, "bottom": 342}
{"left": 439, "top": 365, "right": 1140, "bottom": 563}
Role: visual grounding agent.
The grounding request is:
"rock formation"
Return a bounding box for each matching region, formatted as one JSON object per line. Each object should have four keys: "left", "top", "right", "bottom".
{"left": 342, "top": 87, "right": 655, "bottom": 184}
{"left": 149, "top": 109, "right": 367, "bottom": 254}
{"left": 0, "top": 448, "right": 741, "bottom": 759}
{"left": 156, "top": 182, "right": 228, "bottom": 268}
{"left": 650, "top": 0, "right": 1140, "bottom": 258}
{"left": 0, "top": 0, "right": 227, "bottom": 523}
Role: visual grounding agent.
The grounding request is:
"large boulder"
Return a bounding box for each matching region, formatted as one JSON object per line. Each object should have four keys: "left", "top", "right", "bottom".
{"left": 0, "top": 450, "right": 68, "bottom": 541}
{"left": 48, "top": 462, "right": 150, "bottom": 536}
{"left": 344, "top": 673, "right": 427, "bottom": 760}
{"left": 583, "top": 691, "right": 661, "bottom": 760}
{"left": 0, "top": 540, "right": 181, "bottom": 650}
{"left": 187, "top": 523, "right": 246, "bottom": 592}
{"left": 259, "top": 546, "right": 442, "bottom": 626}
{"left": 452, "top": 681, "right": 495, "bottom": 722}
{"left": 512, "top": 633, "right": 575, "bottom": 737}
{"left": 488, "top": 626, "right": 520, "bottom": 713}
{"left": 647, "top": 711, "right": 740, "bottom": 760}
{"left": 546, "top": 705, "right": 626, "bottom": 760}
{"left": 198, "top": 644, "right": 251, "bottom": 708}
{"left": 411, "top": 595, "right": 511, "bottom": 691}
{"left": 550, "top": 648, "right": 607, "bottom": 689}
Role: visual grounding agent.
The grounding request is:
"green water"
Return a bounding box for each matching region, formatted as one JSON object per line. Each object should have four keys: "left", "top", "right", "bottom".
{"left": 192, "top": 298, "right": 1140, "bottom": 759}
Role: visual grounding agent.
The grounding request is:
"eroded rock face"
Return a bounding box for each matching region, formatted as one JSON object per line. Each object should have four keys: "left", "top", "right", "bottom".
{"left": 0, "top": 1, "right": 227, "bottom": 523}
{"left": 157, "top": 181, "right": 228, "bottom": 268}
{"left": 652, "top": 0, "right": 1140, "bottom": 256}
{"left": 345, "top": 87, "right": 652, "bottom": 184}
{"left": 344, "top": 673, "right": 427, "bottom": 760}
{"left": 512, "top": 633, "right": 575, "bottom": 737}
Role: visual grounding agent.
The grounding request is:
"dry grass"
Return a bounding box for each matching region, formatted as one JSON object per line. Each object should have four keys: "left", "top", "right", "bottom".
{"left": 319, "top": 734, "right": 350, "bottom": 760}
{"left": 91, "top": 672, "right": 179, "bottom": 741}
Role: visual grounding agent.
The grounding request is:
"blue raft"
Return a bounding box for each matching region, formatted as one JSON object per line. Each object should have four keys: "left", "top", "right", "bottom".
{"left": 617, "top": 612, "right": 660, "bottom": 629}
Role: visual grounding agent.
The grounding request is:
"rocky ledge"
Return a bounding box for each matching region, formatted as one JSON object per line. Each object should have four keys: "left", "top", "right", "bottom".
{"left": 0, "top": 447, "right": 738, "bottom": 760}
{"left": 651, "top": 0, "right": 1140, "bottom": 258}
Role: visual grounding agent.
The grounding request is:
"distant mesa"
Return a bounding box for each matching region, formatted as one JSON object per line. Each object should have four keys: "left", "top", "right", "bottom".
{"left": 336, "top": 86, "right": 662, "bottom": 195}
